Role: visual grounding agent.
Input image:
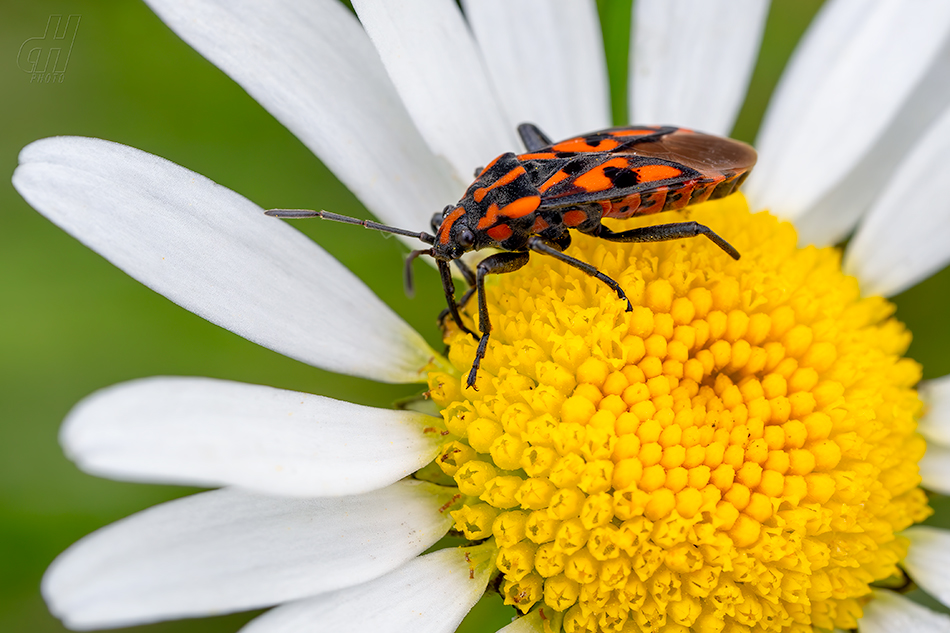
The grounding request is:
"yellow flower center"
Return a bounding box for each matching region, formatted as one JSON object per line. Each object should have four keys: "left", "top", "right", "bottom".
{"left": 426, "top": 195, "right": 931, "bottom": 633}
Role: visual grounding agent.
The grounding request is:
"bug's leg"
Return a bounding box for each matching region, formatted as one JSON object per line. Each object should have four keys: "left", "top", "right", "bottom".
{"left": 439, "top": 260, "right": 478, "bottom": 339}
{"left": 467, "top": 251, "right": 531, "bottom": 389}
{"left": 454, "top": 259, "right": 478, "bottom": 310}
{"left": 437, "top": 258, "right": 478, "bottom": 327}
{"left": 527, "top": 236, "right": 633, "bottom": 312}
{"left": 595, "top": 222, "right": 741, "bottom": 260}
{"left": 517, "top": 123, "right": 554, "bottom": 151}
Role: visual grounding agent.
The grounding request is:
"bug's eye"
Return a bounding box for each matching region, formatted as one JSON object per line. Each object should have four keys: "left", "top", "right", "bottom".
{"left": 458, "top": 229, "right": 475, "bottom": 248}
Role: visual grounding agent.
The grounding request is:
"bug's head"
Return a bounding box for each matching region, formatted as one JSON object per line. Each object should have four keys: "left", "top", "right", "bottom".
{"left": 431, "top": 204, "right": 480, "bottom": 261}
{"left": 400, "top": 204, "right": 476, "bottom": 298}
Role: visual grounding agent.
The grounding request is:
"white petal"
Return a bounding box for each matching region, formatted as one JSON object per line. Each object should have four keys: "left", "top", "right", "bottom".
{"left": 748, "top": 0, "right": 950, "bottom": 223}
{"left": 843, "top": 104, "right": 950, "bottom": 296}
{"left": 860, "top": 589, "right": 950, "bottom": 633}
{"left": 44, "top": 481, "right": 455, "bottom": 630}
{"left": 462, "top": 0, "right": 610, "bottom": 140}
{"left": 919, "top": 441, "right": 950, "bottom": 495}
{"left": 61, "top": 376, "right": 444, "bottom": 496}
{"left": 790, "top": 39, "right": 950, "bottom": 247}
{"left": 629, "top": 0, "right": 769, "bottom": 135}
{"left": 352, "top": 0, "right": 519, "bottom": 180}
{"left": 12, "top": 137, "right": 436, "bottom": 383}
{"left": 145, "top": 0, "right": 462, "bottom": 231}
{"left": 904, "top": 527, "right": 950, "bottom": 610}
{"left": 240, "top": 547, "right": 491, "bottom": 633}
{"left": 918, "top": 375, "right": 950, "bottom": 446}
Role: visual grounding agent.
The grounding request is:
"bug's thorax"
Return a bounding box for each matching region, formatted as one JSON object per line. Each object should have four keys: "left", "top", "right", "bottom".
{"left": 432, "top": 152, "right": 543, "bottom": 260}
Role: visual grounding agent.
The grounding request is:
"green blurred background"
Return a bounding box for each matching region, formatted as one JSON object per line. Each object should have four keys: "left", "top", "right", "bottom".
{"left": 3, "top": 1, "right": 950, "bottom": 632}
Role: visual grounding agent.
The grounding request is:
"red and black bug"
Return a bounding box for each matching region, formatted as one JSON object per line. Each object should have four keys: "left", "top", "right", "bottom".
{"left": 267, "top": 123, "right": 756, "bottom": 389}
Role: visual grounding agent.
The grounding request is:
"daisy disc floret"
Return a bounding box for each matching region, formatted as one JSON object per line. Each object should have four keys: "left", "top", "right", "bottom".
{"left": 426, "top": 195, "right": 930, "bottom": 633}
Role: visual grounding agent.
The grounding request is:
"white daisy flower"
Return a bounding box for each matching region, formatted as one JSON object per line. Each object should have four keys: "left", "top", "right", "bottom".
{"left": 13, "top": 0, "right": 950, "bottom": 632}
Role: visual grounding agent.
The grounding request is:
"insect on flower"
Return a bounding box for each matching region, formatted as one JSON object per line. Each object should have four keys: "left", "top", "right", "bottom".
{"left": 267, "top": 123, "right": 757, "bottom": 389}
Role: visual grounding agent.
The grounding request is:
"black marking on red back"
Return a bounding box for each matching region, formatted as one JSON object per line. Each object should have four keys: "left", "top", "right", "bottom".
{"left": 515, "top": 125, "right": 756, "bottom": 213}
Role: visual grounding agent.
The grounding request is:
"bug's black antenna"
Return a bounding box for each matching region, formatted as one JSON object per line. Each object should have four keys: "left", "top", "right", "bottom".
{"left": 404, "top": 248, "right": 433, "bottom": 297}
{"left": 266, "top": 208, "right": 437, "bottom": 245}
